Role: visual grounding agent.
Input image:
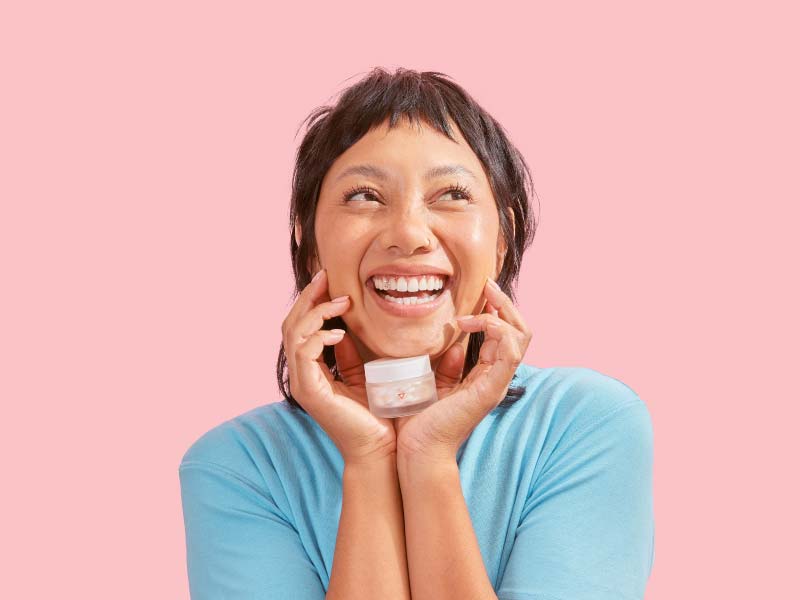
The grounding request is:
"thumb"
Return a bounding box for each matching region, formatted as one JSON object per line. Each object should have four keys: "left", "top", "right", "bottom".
{"left": 435, "top": 342, "right": 466, "bottom": 387}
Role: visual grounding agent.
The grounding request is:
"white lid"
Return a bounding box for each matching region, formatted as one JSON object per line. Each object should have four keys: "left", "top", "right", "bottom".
{"left": 363, "top": 354, "right": 432, "bottom": 383}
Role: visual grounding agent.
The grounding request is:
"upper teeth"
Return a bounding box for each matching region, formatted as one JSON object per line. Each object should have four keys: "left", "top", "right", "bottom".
{"left": 372, "top": 275, "right": 446, "bottom": 292}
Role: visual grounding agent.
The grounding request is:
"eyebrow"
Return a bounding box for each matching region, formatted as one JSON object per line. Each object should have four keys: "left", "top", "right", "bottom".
{"left": 334, "top": 163, "right": 479, "bottom": 183}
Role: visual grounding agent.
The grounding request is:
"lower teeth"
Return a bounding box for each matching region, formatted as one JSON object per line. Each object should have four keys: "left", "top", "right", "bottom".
{"left": 378, "top": 291, "right": 441, "bottom": 305}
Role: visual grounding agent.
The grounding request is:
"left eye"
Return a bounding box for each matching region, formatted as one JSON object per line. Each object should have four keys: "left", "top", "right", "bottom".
{"left": 442, "top": 188, "right": 470, "bottom": 201}
{"left": 439, "top": 183, "right": 473, "bottom": 202}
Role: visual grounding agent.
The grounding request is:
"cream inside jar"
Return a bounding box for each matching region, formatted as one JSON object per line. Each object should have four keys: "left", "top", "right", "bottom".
{"left": 364, "top": 355, "right": 439, "bottom": 418}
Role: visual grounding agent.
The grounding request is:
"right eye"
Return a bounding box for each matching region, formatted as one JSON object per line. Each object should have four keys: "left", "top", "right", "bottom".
{"left": 342, "top": 185, "right": 381, "bottom": 203}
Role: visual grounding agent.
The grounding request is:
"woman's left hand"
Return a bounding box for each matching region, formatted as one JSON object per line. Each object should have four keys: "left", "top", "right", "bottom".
{"left": 394, "top": 278, "right": 533, "bottom": 465}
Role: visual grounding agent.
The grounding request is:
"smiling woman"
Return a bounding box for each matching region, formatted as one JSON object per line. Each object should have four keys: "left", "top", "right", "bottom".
{"left": 179, "top": 67, "right": 655, "bottom": 600}
{"left": 282, "top": 67, "right": 538, "bottom": 407}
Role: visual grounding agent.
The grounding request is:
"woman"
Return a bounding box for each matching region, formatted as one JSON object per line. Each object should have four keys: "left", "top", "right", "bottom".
{"left": 179, "top": 67, "right": 654, "bottom": 599}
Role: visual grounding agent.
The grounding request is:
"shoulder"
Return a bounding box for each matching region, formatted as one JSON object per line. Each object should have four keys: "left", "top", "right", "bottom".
{"left": 504, "top": 364, "right": 653, "bottom": 507}
{"left": 181, "top": 402, "right": 274, "bottom": 467}
{"left": 505, "top": 363, "right": 652, "bottom": 452}
{"left": 546, "top": 365, "right": 649, "bottom": 430}
{"left": 179, "top": 400, "right": 323, "bottom": 483}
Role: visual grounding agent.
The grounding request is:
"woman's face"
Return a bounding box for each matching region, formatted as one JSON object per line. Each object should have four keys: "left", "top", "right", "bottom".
{"left": 298, "top": 116, "right": 507, "bottom": 365}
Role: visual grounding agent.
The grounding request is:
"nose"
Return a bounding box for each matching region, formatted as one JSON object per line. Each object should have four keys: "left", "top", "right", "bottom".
{"left": 380, "top": 204, "right": 435, "bottom": 254}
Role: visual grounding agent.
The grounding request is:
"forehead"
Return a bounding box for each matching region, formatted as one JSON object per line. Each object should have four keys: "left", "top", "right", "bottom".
{"left": 326, "top": 116, "right": 485, "bottom": 184}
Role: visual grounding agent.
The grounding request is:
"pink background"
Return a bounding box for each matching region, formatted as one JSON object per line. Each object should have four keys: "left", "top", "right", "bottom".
{"left": 2, "top": 1, "right": 797, "bottom": 597}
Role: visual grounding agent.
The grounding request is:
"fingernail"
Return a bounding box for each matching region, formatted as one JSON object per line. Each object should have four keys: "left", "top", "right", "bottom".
{"left": 331, "top": 295, "right": 349, "bottom": 303}
{"left": 329, "top": 328, "right": 345, "bottom": 336}
{"left": 487, "top": 277, "right": 500, "bottom": 289}
{"left": 456, "top": 315, "right": 475, "bottom": 322}
{"left": 312, "top": 269, "right": 324, "bottom": 282}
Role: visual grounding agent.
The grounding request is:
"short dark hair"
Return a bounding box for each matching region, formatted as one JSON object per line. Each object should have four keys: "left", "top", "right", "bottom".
{"left": 277, "top": 67, "right": 539, "bottom": 412}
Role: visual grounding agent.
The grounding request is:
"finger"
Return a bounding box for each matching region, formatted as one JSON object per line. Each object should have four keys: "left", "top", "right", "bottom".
{"left": 434, "top": 342, "right": 465, "bottom": 386}
{"left": 333, "top": 331, "right": 366, "bottom": 387}
{"left": 295, "top": 295, "right": 351, "bottom": 342}
{"left": 483, "top": 278, "right": 529, "bottom": 336}
{"left": 291, "top": 328, "right": 346, "bottom": 409}
{"left": 482, "top": 296, "right": 498, "bottom": 317}
{"left": 284, "top": 269, "right": 333, "bottom": 333}
{"left": 290, "top": 329, "right": 377, "bottom": 431}
{"left": 456, "top": 313, "right": 523, "bottom": 397}
{"left": 455, "top": 313, "right": 510, "bottom": 340}
{"left": 464, "top": 339, "right": 518, "bottom": 406}
{"left": 284, "top": 296, "right": 349, "bottom": 390}
{"left": 457, "top": 314, "right": 523, "bottom": 358}
{"left": 477, "top": 337, "right": 499, "bottom": 365}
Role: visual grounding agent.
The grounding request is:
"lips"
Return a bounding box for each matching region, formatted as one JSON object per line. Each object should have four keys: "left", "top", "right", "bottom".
{"left": 366, "top": 275, "right": 453, "bottom": 317}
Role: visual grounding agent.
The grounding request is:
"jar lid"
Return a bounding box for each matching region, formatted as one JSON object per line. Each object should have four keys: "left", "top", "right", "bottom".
{"left": 363, "top": 354, "right": 432, "bottom": 383}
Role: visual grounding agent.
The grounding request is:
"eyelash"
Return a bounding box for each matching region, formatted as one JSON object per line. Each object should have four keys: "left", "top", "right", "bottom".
{"left": 342, "top": 183, "right": 473, "bottom": 204}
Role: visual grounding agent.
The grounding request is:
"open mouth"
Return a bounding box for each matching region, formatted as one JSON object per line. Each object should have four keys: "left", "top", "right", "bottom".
{"left": 367, "top": 274, "right": 450, "bottom": 305}
{"left": 365, "top": 273, "right": 453, "bottom": 316}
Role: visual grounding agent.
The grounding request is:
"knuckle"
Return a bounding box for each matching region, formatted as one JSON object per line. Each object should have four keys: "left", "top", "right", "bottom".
{"left": 293, "top": 342, "right": 309, "bottom": 361}
{"left": 312, "top": 304, "right": 333, "bottom": 321}
{"left": 317, "top": 301, "right": 346, "bottom": 321}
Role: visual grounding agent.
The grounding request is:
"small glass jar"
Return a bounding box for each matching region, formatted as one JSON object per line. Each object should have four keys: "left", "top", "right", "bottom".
{"left": 364, "top": 355, "right": 439, "bottom": 418}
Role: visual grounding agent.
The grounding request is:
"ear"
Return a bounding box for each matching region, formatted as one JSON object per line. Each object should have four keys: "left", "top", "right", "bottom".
{"left": 496, "top": 206, "right": 515, "bottom": 277}
{"left": 295, "top": 217, "right": 322, "bottom": 275}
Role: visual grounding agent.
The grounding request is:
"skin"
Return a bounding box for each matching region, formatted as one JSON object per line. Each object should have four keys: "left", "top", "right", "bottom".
{"left": 295, "top": 115, "right": 510, "bottom": 376}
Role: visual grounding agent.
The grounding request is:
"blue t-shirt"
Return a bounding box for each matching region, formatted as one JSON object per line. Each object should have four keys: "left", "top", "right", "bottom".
{"left": 179, "top": 363, "right": 655, "bottom": 599}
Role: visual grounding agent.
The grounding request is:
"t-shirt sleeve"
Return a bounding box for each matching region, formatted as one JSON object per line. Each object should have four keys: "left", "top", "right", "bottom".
{"left": 496, "top": 399, "right": 655, "bottom": 600}
{"left": 179, "top": 460, "right": 326, "bottom": 600}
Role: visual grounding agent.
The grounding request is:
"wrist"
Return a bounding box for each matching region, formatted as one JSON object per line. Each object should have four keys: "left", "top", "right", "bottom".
{"left": 344, "top": 451, "right": 399, "bottom": 475}
{"left": 397, "top": 449, "right": 459, "bottom": 480}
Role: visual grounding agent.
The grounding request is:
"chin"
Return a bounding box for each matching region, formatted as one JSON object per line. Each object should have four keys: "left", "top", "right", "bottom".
{"left": 374, "top": 337, "right": 443, "bottom": 358}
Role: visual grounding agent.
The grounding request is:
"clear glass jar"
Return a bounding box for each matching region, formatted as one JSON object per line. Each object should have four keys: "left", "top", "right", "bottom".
{"left": 364, "top": 355, "right": 439, "bottom": 418}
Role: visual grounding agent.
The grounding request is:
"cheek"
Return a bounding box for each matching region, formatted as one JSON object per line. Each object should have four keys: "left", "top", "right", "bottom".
{"left": 455, "top": 276, "right": 488, "bottom": 311}
{"left": 447, "top": 239, "right": 496, "bottom": 309}
{"left": 317, "top": 234, "right": 371, "bottom": 297}
{"left": 317, "top": 215, "right": 368, "bottom": 259}
{"left": 451, "top": 228, "right": 497, "bottom": 272}
{"left": 462, "top": 217, "right": 500, "bottom": 253}
{"left": 445, "top": 212, "right": 498, "bottom": 258}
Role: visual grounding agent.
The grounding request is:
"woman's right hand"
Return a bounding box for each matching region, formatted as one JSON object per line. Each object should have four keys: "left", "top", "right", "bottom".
{"left": 282, "top": 268, "right": 397, "bottom": 465}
